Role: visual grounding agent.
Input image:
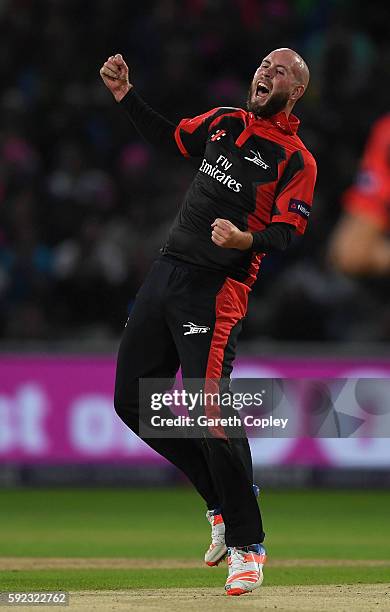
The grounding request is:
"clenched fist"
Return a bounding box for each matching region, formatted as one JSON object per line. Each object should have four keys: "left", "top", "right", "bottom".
{"left": 100, "top": 53, "right": 132, "bottom": 102}
{"left": 211, "top": 219, "right": 253, "bottom": 250}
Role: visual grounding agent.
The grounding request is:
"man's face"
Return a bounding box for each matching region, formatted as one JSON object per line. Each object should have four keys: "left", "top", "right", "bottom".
{"left": 247, "top": 50, "right": 299, "bottom": 118}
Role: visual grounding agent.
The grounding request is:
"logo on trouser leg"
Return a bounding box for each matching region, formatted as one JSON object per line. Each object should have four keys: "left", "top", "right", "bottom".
{"left": 183, "top": 322, "right": 210, "bottom": 335}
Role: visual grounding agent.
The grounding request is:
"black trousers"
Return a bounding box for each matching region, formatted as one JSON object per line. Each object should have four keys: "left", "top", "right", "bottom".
{"left": 114, "top": 256, "right": 264, "bottom": 546}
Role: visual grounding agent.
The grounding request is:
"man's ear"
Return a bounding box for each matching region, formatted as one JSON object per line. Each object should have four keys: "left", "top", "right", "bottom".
{"left": 290, "top": 84, "right": 305, "bottom": 101}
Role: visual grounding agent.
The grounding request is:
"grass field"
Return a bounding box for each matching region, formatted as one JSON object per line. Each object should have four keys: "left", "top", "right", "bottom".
{"left": 0, "top": 488, "right": 389, "bottom": 610}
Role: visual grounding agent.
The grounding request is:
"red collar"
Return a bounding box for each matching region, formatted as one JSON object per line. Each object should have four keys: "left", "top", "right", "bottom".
{"left": 248, "top": 111, "right": 300, "bottom": 135}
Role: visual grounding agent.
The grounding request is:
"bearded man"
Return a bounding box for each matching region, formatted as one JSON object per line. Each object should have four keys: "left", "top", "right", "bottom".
{"left": 100, "top": 48, "right": 316, "bottom": 596}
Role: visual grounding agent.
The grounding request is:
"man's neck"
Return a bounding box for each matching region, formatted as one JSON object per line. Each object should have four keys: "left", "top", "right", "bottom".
{"left": 255, "top": 105, "right": 293, "bottom": 120}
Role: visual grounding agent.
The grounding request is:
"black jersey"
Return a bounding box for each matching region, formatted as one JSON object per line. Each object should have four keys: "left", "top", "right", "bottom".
{"left": 161, "top": 106, "right": 317, "bottom": 285}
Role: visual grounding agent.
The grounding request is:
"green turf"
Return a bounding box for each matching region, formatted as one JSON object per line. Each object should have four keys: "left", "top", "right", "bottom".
{"left": 0, "top": 488, "right": 389, "bottom": 560}
{"left": 0, "top": 566, "right": 389, "bottom": 591}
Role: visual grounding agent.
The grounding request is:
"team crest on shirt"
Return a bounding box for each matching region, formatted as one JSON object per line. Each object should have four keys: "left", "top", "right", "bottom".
{"left": 211, "top": 129, "right": 227, "bottom": 142}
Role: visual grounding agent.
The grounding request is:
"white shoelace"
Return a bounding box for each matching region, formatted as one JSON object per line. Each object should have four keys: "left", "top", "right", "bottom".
{"left": 228, "top": 548, "right": 252, "bottom": 575}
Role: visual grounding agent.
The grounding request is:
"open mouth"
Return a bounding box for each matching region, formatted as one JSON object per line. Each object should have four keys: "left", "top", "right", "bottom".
{"left": 255, "top": 82, "right": 271, "bottom": 98}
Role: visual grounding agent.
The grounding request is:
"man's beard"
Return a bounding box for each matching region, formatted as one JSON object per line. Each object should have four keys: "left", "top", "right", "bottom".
{"left": 246, "top": 86, "right": 290, "bottom": 118}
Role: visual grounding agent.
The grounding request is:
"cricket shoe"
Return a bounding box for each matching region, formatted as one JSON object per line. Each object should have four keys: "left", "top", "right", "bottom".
{"left": 225, "top": 543, "right": 267, "bottom": 596}
{"left": 204, "top": 485, "right": 260, "bottom": 567}
{"left": 204, "top": 508, "right": 227, "bottom": 566}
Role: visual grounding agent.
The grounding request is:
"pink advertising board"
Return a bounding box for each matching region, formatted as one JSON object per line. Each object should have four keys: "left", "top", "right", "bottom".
{"left": 1, "top": 355, "right": 390, "bottom": 466}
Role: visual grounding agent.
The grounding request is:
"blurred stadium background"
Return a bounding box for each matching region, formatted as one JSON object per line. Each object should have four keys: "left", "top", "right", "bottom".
{"left": 1, "top": 0, "right": 390, "bottom": 491}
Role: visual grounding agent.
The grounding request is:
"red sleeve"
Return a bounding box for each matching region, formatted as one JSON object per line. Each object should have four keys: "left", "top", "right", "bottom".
{"left": 343, "top": 115, "right": 390, "bottom": 230}
{"left": 174, "top": 107, "right": 232, "bottom": 158}
{"left": 272, "top": 151, "right": 317, "bottom": 235}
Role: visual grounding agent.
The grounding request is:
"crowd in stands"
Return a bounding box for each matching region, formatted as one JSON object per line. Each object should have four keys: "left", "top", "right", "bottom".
{"left": 0, "top": 0, "right": 389, "bottom": 342}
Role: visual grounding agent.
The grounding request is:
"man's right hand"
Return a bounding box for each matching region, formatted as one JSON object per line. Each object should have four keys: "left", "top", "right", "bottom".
{"left": 100, "top": 54, "right": 132, "bottom": 102}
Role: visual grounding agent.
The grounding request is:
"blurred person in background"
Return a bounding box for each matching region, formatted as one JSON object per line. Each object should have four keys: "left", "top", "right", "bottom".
{"left": 100, "top": 48, "right": 316, "bottom": 596}
{"left": 330, "top": 114, "right": 390, "bottom": 275}
{"left": 328, "top": 114, "right": 390, "bottom": 340}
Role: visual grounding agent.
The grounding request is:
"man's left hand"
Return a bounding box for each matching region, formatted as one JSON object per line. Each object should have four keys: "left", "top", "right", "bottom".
{"left": 211, "top": 218, "right": 253, "bottom": 250}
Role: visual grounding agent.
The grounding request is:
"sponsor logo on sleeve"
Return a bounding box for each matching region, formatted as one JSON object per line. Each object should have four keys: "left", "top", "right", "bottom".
{"left": 355, "top": 169, "right": 379, "bottom": 194}
{"left": 288, "top": 198, "right": 311, "bottom": 219}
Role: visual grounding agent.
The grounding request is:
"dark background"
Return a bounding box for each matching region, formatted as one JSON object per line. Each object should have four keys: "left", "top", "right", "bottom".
{"left": 1, "top": 0, "right": 389, "bottom": 344}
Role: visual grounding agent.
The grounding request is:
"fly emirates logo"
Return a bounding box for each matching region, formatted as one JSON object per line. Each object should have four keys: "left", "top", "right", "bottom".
{"left": 199, "top": 155, "right": 242, "bottom": 193}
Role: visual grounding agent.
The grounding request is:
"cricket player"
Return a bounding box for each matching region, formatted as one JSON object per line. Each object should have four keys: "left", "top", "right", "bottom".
{"left": 100, "top": 48, "right": 316, "bottom": 596}
{"left": 330, "top": 114, "right": 390, "bottom": 275}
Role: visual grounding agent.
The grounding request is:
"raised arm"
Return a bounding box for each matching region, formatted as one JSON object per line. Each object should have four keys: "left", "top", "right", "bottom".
{"left": 100, "top": 54, "right": 232, "bottom": 158}
{"left": 100, "top": 53, "right": 132, "bottom": 102}
{"left": 100, "top": 53, "right": 178, "bottom": 152}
